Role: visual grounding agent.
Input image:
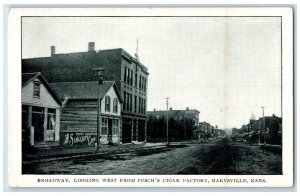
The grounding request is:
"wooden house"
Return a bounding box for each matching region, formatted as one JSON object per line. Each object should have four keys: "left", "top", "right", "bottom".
{"left": 51, "top": 81, "right": 123, "bottom": 146}
{"left": 22, "top": 73, "right": 62, "bottom": 148}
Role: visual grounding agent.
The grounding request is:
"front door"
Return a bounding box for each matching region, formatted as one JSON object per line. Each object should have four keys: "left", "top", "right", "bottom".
{"left": 107, "top": 118, "right": 113, "bottom": 143}
{"left": 32, "top": 113, "right": 44, "bottom": 143}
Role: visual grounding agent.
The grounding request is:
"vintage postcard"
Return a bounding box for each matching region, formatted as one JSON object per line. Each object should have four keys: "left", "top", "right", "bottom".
{"left": 7, "top": 7, "right": 293, "bottom": 187}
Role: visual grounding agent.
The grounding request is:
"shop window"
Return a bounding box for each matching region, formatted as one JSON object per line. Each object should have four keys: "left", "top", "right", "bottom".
{"left": 45, "top": 108, "right": 56, "bottom": 141}
{"left": 33, "top": 82, "right": 40, "bottom": 98}
{"left": 112, "top": 119, "right": 119, "bottom": 135}
{"left": 101, "top": 118, "right": 108, "bottom": 135}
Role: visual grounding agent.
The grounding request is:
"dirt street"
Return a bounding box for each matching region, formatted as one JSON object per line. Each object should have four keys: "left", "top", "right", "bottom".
{"left": 23, "top": 138, "right": 282, "bottom": 175}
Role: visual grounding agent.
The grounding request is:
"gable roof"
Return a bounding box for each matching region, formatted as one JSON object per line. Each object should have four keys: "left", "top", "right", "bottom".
{"left": 50, "top": 81, "right": 123, "bottom": 102}
{"left": 22, "top": 72, "right": 41, "bottom": 86}
{"left": 22, "top": 72, "right": 62, "bottom": 105}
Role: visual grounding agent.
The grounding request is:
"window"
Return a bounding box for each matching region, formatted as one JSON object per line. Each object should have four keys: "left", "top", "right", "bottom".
{"left": 127, "top": 67, "right": 130, "bottom": 84}
{"left": 105, "top": 96, "right": 111, "bottom": 112}
{"left": 139, "top": 75, "right": 141, "bottom": 89}
{"left": 113, "top": 98, "right": 118, "bottom": 113}
{"left": 144, "top": 79, "right": 147, "bottom": 92}
{"left": 123, "top": 92, "right": 126, "bottom": 110}
{"left": 130, "top": 94, "right": 133, "bottom": 112}
{"left": 127, "top": 93, "right": 131, "bottom": 112}
{"left": 123, "top": 66, "right": 127, "bottom": 83}
{"left": 134, "top": 96, "right": 137, "bottom": 113}
{"left": 101, "top": 118, "right": 108, "bottom": 135}
{"left": 130, "top": 70, "right": 133, "bottom": 85}
{"left": 135, "top": 73, "right": 138, "bottom": 87}
{"left": 33, "top": 82, "right": 40, "bottom": 98}
{"left": 47, "top": 109, "right": 56, "bottom": 130}
{"left": 138, "top": 97, "right": 141, "bottom": 113}
{"left": 142, "top": 98, "right": 144, "bottom": 114}
{"left": 112, "top": 119, "right": 119, "bottom": 135}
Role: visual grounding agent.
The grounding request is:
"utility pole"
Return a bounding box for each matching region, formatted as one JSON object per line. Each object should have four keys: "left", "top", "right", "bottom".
{"left": 261, "top": 106, "right": 266, "bottom": 145}
{"left": 93, "top": 67, "right": 104, "bottom": 152}
{"left": 166, "top": 97, "right": 170, "bottom": 145}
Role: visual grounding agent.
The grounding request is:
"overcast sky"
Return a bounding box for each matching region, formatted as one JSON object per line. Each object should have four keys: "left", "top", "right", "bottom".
{"left": 22, "top": 17, "right": 282, "bottom": 129}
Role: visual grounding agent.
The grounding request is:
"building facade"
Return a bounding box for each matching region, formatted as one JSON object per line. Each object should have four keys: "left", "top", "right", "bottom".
{"left": 22, "top": 42, "right": 149, "bottom": 143}
{"left": 231, "top": 114, "right": 282, "bottom": 145}
{"left": 22, "top": 73, "right": 61, "bottom": 148}
{"left": 147, "top": 108, "right": 200, "bottom": 142}
{"left": 197, "top": 122, "right": 215, "bottom": 140}
{"left": 51, "top": 81, "right": 122, "bottom": 146}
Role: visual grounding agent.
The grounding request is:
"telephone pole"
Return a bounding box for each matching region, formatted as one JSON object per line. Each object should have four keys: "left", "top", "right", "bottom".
{"left": 93, "top": 67, "right": 104, "bottom": 151}
{"left": 261, "top": 106, "right": 266, "bottom": 145}
{"left": 166, "top": 97, "right": 170, "bottom": 145}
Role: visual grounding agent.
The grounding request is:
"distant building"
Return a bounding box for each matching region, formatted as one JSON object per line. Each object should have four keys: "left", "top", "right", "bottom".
{"left": 22, "top": 42, "right": 149, "bottom": 143}
{"left": 146, "top": 108, "right": 200, "bottom": 142}
{"left": 231, "top": 114, "right": 282, "bottom": 145}
{"left": 22, "top": 73, "right": 62, "bottom": 148}
{"left": 51, "top": 81, "right": 123, "bottom": 146}
{"left": 197, "top": 122, "right": 215, "bottom": 140}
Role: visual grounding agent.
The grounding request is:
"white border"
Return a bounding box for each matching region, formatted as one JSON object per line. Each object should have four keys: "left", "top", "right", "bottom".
{"left": 7, "top": 7, "right": 294, "bottom": 188}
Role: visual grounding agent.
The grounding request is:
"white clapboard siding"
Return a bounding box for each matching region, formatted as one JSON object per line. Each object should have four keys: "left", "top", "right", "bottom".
{"left": 22, "top": 78, "right": 60, "bottom": 108}
{"left": 101, "top": 85, "right": 122, "bottom": 116}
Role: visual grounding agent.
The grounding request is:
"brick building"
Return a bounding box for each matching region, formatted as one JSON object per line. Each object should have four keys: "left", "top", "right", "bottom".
{"left": 146, "top": 108, "right": 200, "bottom": 141}
{"left": 22, "top": 42, "right": 149, "bottom": 143}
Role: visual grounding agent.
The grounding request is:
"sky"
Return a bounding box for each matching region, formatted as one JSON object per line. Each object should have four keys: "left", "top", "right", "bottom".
{"left": 22, "top": 17, "right": 282, "bottom": 129}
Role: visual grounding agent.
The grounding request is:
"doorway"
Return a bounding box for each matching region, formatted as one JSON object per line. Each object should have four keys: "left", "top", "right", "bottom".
{"left": 107, "top": 118, "right": 113, "bottom": 143}
{"left": 32, "top": 113, "right": 44, "bottom": 142}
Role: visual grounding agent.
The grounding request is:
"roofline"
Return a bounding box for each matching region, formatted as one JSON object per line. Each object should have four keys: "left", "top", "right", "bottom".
{"left": 147, "top": 109, "right": 200, "bottom": 113}
{"left": 50, "top": 80, "right": 123, "bottom": 103}
{"left": 22, "top": 72, "right": 41, "bottom": 86}
{"left": 22, "top": 48, "right": 123, "bottom": 60}
{"left": 22, "top": 72, "right": 62, "bottom": 105}
{"left": 50, "top": 80, "right": 114, "bottom": 84}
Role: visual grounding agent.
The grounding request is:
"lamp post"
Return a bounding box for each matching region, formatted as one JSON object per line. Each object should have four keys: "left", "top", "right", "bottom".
{"left": 93, "top": 67, "right": 104, "bottom": 152}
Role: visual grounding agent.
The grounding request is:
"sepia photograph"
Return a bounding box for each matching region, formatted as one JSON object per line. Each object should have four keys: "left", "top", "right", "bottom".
{"left": 7, "top": 7, "right": 294, "bottom": 187}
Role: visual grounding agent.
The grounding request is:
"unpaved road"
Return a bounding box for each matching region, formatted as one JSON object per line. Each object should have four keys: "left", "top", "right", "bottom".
{"left": 23, "top": 138, "right": 282, "bottom": 175}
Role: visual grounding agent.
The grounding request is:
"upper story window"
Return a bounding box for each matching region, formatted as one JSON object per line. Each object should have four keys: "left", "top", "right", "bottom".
{"left": 123, "top": 92, "right": 126, "bottom": 111}
{"left": 105, "top": 96, "right": 111, "bottom": 112}
{"left": 139, "top": 75, "right": 141, "bottom": 89}
{"left": 113, "top": 98, "right": 118, "bottom": 113}
{"left": 33, "top": 82, "right": 40, "bottom": 98}
{"left": 144, "top": 79, "right": 147, "bottom": 92}
{"left": 135, "top": 73, "right": 138, "bottom": 87}
{"left": 123, "top": 66, "right": 127, "bottom": 83}
{"left": 127, "top": 67, "right": 130, "bottom": 84}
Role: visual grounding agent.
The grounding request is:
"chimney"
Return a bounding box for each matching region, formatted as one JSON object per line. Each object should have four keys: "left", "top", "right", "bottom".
{"left": 51, "top": 46, "right": 56, "bottom": 56}
{"left": 170, "top": 107, "right": 172, "bottom": 111}
{"left": 153, "top": 108, "right": 156, "bottom": 111}
{"left": 88, "top": 42, "right": 95, "bottom": 52}
{"left": 186, "top": 107, "right": 189, "bottom": 110}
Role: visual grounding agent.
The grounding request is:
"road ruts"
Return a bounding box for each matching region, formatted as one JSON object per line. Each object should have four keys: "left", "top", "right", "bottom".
{"left": 199, "top": 137, "right": 240, "bottom": 174}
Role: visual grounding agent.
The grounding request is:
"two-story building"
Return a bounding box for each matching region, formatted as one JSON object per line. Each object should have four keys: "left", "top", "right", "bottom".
{"left": 51, "top": 81, "right": 123, "bottom": 146}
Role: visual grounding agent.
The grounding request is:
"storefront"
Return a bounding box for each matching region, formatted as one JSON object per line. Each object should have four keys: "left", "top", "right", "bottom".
{"left": 22, "top": 73, "right": 61, "bottom": 148}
